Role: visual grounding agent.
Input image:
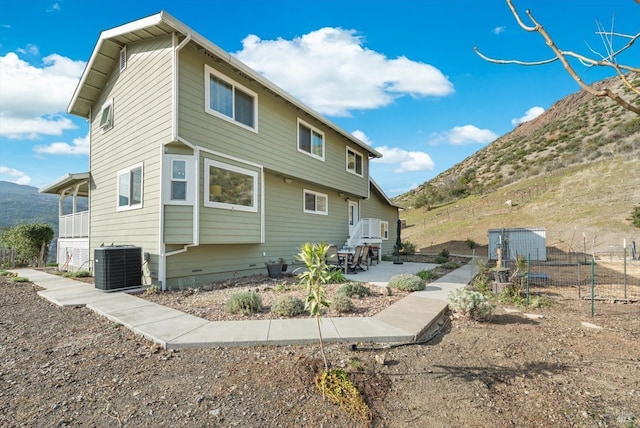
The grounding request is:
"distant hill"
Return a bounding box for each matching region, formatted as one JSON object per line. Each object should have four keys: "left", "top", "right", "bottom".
{"left": 395, "top": 72, "right": 640, "bottom": 209}
{"left": 0, "top": 181, "right": 87, "bottom": 234}
{"left": 392, "top": 73, "right": 640, "bottom": 252}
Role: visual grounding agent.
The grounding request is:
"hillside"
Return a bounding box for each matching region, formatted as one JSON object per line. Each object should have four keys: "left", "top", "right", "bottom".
{"left": 395, "top": 73, "right": 640, "bottom": 209}
{"left": 0, "top": 181, "right": 87, "bottom": 233}
{"left": 394, "top": 73, "right": 640, "bottom": 253}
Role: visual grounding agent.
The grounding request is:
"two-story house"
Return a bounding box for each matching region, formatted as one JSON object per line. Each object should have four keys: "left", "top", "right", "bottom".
{"left": 40, "top": 11, "right": 400, "bottom": 290}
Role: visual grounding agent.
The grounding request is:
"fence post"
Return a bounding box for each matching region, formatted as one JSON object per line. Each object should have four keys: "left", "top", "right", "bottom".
{"left": 590, "top": 258, "right": 595, "bottom": 318}
{"left": 471, "top": 249, "right": 475, "bottom": 284}
{"left": 623, "top": 242, "right": 627, "bottom": 300}
{"left": 526, "top": 254, "right": 530, "bottom": 306}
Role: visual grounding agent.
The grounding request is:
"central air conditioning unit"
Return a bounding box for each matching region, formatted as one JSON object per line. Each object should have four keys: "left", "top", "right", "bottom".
{"left": 94, "top": 246, "right": 142, "bottom": 291}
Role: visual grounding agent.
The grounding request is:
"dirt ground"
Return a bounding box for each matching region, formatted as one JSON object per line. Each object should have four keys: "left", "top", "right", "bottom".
{"left": 1, "top": 275, "right": 639, "bottom": 427}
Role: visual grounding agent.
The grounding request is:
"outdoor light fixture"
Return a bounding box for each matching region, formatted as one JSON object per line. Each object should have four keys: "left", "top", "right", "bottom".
{"left": 283, "top": 177, "right": 292, "bottom": 184}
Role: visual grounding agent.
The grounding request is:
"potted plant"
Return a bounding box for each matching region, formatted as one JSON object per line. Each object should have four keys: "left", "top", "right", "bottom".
{"left": 278, "top": 257, "right": 288, "bottom": 272}
{"left": 265, "top": 260, "right": 282, "bottom": 279}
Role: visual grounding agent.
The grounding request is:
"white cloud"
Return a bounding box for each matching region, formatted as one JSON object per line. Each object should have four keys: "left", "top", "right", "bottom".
{"left": 0, "top": 166, "right": 31, "bottom": 185}
{"left": 47, "top": 2, "right": 61, "bottom": 12}
{"left": 234, "top": 28, "right": 454, "bottom": 116}
{"left": 511, "top": 106, "right": 544, "bottom": 126}
{"left": 493, "top": 26, "right": 507, "bottom": 35}
{"left": 432, "top": 125, "right": 498, "bottom": 146}
{"left": 351, "top": 129, "right": 373, "bottom": 146}
{"left": 34, "top": 132, "right": 89, "bottom": 155}
{"left": 374, "top": 145, "right": 435, "bottom": 173}
{"left": 16, "top": 44, "right": 39, "bottom": 56}
{"left": 0, "top": 52, "right": 84, "bottom": 138}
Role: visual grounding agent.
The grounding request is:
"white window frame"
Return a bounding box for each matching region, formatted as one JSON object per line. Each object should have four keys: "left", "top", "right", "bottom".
{"left": 99, "top": 98, "right": 114, "bottom": 133}
{"left": 346, "top": 146, "right": 363, "bottom": 177}
{"left": 119, "top": 46, "right": 127, "bottom": 72}
{"left": 116, "top": 162, "right": 143, "bottom": 211}
{"left": 297, "top": 119, "right": 325, "bottom": 161}
{"left": 164, "top": 155, "right": 195, "bottom": 205}
{"left": 380, "top": 221, "right": 389, "bottom": 240}
{"left": 204, "top": 159, "right": 258, "bottom": 212}
{"left": 303, "top": 189, "right": 328, "bottom": 215}
{"left": 204, "top": 64, "right": 258, "bottom": 132}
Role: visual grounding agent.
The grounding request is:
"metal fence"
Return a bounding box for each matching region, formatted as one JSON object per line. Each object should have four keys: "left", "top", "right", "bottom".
{"left": 486, "top": 243, "right": 639, "bottom": 318}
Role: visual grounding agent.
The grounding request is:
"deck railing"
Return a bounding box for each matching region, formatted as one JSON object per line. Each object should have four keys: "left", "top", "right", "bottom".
{"left": 59, "top": 211, "right": 89, "bottom": 238}
{"left": 346, "top": 218, "right": 383, "bottom": 248}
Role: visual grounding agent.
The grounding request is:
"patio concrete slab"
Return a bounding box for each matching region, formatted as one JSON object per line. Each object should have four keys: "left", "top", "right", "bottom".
{"left": 167, "top": 320, "right": 271, "bottom": 349}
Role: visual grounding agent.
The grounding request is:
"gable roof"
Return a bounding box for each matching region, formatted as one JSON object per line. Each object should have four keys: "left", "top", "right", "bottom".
{"left": 69, "top": 11, "right": 381, "bottom": 159}
{"left": 370, "top": 178, "right": 402, "bottom": 209}
{"left": 38, "top": 172, "right": 90, "bottom": 197}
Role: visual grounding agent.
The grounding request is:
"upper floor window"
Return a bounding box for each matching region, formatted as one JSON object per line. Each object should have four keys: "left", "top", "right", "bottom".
{"left": 346, "top": 147, "right": 363, "bottom": 176}
{"left": 99, "top": 99, "right": 114, "bottom": 132}
{"left": 117, "top": 163, "right": 143, "bottom": 211}
{"left": 297, "top": 119, "right": 324, "bottom": 160}
{"left": 205, "top": 159, "right": 258, "bottom": 212}
{"left": 205, "top": 64, "right": 257, "bottom": 131}
{"left": 303, "top": 190, "right": 328, "bottom": 215}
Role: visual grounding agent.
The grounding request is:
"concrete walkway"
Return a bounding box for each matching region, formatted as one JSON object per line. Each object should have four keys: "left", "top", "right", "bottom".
{"left": 13, "top": 261, "right": 474, "bottom": 350}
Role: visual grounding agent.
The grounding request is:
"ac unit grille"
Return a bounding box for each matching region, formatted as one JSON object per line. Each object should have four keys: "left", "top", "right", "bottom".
{"left": 94, "top": 246, "right": 142, "bottom": 291}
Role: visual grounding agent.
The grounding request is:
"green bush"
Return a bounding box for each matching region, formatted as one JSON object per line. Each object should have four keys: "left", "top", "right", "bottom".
{"left": 225, "top": 291, "right": 263, "bottom": 315}
{"left": 332, "top": 293, "right": 355, "bottom": 313}
{"left": 416, "top": 269, "right": 435, "bottom": 281}
{"left": 434, "top": 248, "right": 450, "bottom": 264}
{"left": 337, "top": 282, "right": 371, "bottom": 298}
{"left": 0, "top": 270, "right": 13, "bottom": 277}
{"left": 447, "top": 288, "right": 494, "bottom": 321}
{"left": 271, "top": 295, "right": 305, "bottom": 317}
{"left": 326, "top": 268, "right": 347, "bottom": 284}
{"left": 440, "top": 260, "right": 460, "bottom": 270}
{"left": 10, "top": 276, "right": 29, "bottom": 283}
{"left": 400, "top": 240, "right": 416, "bottom": 255}
{"left": 63, "top": 270, "right": 92, "bottom": 278}
{"left": 388, "top": 273, "right": 425, "bottom": 291}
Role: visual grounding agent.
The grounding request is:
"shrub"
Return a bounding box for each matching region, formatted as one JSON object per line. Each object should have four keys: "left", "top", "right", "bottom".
{"left": 326, "top": 268, "right": 347, "bottom": 284}
{"left": 337, "top": 282, "right": 371, "bottom": 298}
{"left": 400, "top": 241, "right": 416, "bottom": 255}
{"left": 225, "top": 291, "right": 263, "bottom": 315}
{"left": 388, "top": 273, "right": 425, "bottom": 291}
{"left": 440, "top": 261, "right": 460, "bottom": 270}
{"left": 465, "top": 238, "right": 477, "bottom": 249}
{"left": 0, "top": 270, "right": 13, "bottom": 277}
{"left": 416, "top": 269, "right": 435, "bottom": 281}
{"left": 447, "top": 288, "right": 494, "bottom": 321}
{"left": 63, "top": 270, "right": 92, "bottom": 278}
{"left": 332, "top": 293, "right": 355, "bottom": 313}
{"left": 10, "top": 276, "right": 29, "bottom": 283}
{"left": 271, "top": 295, "right": 305, "bottom": 317}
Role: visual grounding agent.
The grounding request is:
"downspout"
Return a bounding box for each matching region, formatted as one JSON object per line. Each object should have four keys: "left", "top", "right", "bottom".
{"left": 160, "top": 32, "right": 192, "bottom": 291}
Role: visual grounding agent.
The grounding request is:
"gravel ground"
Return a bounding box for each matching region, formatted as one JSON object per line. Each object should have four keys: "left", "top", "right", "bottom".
{"left": 1, "top": 274, "right": 639, "bottom": 427}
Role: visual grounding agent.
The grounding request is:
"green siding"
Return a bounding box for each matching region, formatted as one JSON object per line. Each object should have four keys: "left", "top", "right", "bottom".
{"left": 177, "top": 45, "right": 369, "bottom": 197}
{"left": 88, "top": 36, "right": 174, "bottom": 285}
{"left": 164, "top": 205, "right": 194, "bottom": 244}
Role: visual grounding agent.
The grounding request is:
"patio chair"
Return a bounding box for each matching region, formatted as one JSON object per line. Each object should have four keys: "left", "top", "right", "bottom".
{"left": 326, "top": 245, "right": 344, "bottom": 272}
{"left": 348, "top": 245, "right": 366, "bottom": 272}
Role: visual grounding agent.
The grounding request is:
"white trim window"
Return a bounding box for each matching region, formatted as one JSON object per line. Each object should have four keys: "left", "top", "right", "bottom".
{"left": 99, "top": 99, "right": 114, "bottom": 132}
{"left": 164, "top": 155, "right": 195, "bottom": 205}
{"left": 205, "top": 159, "right": 258, "bottom": 212}
{"left": 297, "top": 119, "right": 324, "bottom": 160}
{"left": 117, "top": 163, "right": 143, "bottom": 211}
{"left": 119, "top": 46, "right": 127, "bottom": 72}
{"left": 380, "top": 221, "right": 389, "bottom": 240}
{"left": 346, "top": 146, "right": 363, "bottom": 176}
{"left": 303, "top": 190, "right": 328, "bottom": 215}
{"left": 204, "top": 65, "right": 258, "bottom": 132}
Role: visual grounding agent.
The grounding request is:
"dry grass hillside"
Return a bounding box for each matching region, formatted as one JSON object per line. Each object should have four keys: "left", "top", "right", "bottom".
{"left": 395, "top": 73, "right": 640, "bottom": 209}
{"left": 401, "top": 157, "right": 640, "bottom": 255}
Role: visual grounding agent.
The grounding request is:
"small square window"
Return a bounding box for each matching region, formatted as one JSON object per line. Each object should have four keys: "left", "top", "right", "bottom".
{"left": 303, "top": 190, "right": 328, "bottom": 215}
{"left": 99, "top": 99, "right": 113, "bottom": 132}
{"left": 117, "top": 163, "right": 143, "bottom": 211}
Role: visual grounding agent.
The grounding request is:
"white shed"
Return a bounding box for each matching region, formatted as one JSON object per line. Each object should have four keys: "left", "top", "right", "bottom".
{"left": 488, "top": 227, "right": 547, "bottom": 262}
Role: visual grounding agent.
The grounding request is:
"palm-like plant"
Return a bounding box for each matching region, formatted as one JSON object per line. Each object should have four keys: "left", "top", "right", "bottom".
{"left": 296, "top": 242, "right": 331, "bottom": 371}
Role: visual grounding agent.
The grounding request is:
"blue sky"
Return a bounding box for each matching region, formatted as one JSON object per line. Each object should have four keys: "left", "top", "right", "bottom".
{"left": 1, "top": 1, "right": 639, "bottom": 197}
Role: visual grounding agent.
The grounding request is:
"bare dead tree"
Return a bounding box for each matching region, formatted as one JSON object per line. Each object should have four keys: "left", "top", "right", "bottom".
{"left": 474, "top": 0, "right": 640, "bottom": 115}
